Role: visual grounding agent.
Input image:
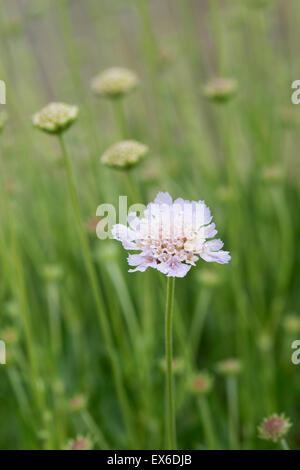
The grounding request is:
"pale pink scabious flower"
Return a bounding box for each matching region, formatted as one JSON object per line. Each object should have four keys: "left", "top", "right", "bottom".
{"left": 111, "top": 192, "right": 231, "bottom": 278}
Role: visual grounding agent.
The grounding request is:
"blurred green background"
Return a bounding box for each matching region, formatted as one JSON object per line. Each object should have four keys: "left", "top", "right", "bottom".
{"left": 0, "top": 0, "right": 299, "bottom": 450}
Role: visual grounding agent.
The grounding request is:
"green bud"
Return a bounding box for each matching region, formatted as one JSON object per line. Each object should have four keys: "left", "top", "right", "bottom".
{"left": 32, "top": 102, "right": 78, "bottom": 135}
{"left": 101, "top": 140, "right": 148, "bottom": 170}
{"left": 91, "top": 67, "right": 138, "bottom": 99}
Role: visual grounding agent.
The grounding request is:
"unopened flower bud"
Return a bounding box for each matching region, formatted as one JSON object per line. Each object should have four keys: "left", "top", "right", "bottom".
{"left": 68, "top": 394, "right": 87, "bottom": 413}
{"left": 283, "top": 314, "right": 300, "bottom": 334}
{"left": 203, "top": 78, "right": 237, "bottom": 103}
{"left": 216, "top": 358, "right": 242, "bottom": 376}
{"left": 262, "top": 165, "right": 284, "bottom": 183}
{"left": 33, "top": 102, "right": 78, "bottom": 135}
{"left": 197, "top": 268, "right": 221, "bottom": 287}
{"left": 258, "top": 413, "right": 291, "bottom": 442}
{"left": 160, "top": 357, "right": 185, "bottom": 375}
{"left": 91, "top": 67, "right": 138, "bottom": 99}
{"left": 101, "top": 140, "right": 148, "bottom": 170}
{"left": 0, "top": 111, "right": 8, "bottom": 133}
{"left": 41, "top": 264, "right": 64, "bottom": 283}
{"left": 189, "top": 372, "right": 213, "bottom": 395}
{"left": 2, "top": 327, "right": 19, "bottom": 345}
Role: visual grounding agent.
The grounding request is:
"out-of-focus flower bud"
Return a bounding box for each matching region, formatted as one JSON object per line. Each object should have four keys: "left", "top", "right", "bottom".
{"left": 258, "top": 413, "right": 291, "bottom": 442}
{"left": 283, "top": 314, "right": 300, "bottom": 334}
{"left": 67, "top": 436, "right": 92, "bottom": 450}
{"left": 101, "top": 140, "right": 148, "bottom": 170}
{"left": 91, "top": 67, "right": 138, "bottom": 99}
{"left": 41, "top": 264, "right": 64, "bottom": 283}
{"left": 261, "top": 165, "right": 284, "bottom": 183}
{"left": 216, "top": 358, "right": 242, "bottom": 376}
{"left": 197, "top": 268, "right": 221, "bottom": 287}
{"left": 68, "top": 394, "right": 87, "bottom": 413}
{"left": 189, "top": 372, "right": 213, "bottom": 395}
{"left": 159, "top": 357, "right": 185, "bottom": 375}
{"left": 203, "top": 78, "right": 237, "bottom": 103}
{"left": 33, "top": 102, "right": 78, "bottom": 135}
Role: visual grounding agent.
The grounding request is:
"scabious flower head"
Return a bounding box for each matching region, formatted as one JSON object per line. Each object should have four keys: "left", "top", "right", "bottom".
{"left": 203, "top": 78, "right": 237, "bottom": 103}
{"left": 91, "top": 67, "right": 138, "bottom": 99}
{"left": 190, "top": 372, "right": 213, "bottom": 395}
{"left": 283, "top": 314, "right": 300, "bottom": 333}
{"left": 111, "top": 192, "right": 230, "bottom": 278}
{"left": 258, "top": 414, "right": 291, "bottom": 442}
{"left": 0, "top": 110, "right": 8, "bottom": 133}
{"left": 101, "top": 140, "right": 148, "bottom": 170}
{"left": 216, "top": 358, "right": 242, "bottom": 376}
{"left": 32, "top": 102, "right": 78, "bottom": 134}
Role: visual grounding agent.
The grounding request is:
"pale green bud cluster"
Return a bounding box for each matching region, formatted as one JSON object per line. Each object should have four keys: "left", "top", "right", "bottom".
{"left": 204, "top": 78, "right": 237, "bottom": 103}
{"left": 91, "top": 67, "right": 138, "bottom": 99}
{"left": 101, "top": 140, "right": 148, "bottom": 170}
{"left": 32, "top": 102, "right": 78, "bottom": 134}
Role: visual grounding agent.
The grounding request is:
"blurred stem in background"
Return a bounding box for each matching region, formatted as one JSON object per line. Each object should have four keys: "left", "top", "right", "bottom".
{"left": 226, "top": 375, "right": 239, "bottom": 450}
{"left": 197, "top": 396, "right": 217, "bottom": 450}
{"left": 165, "top": 276, "right": 176, "bottom": 450}
{"left": 112, "top": 99, "right": 127, "bottom": 140}
{"left": 57, "top": 134, "right": 135, "bottom": 446}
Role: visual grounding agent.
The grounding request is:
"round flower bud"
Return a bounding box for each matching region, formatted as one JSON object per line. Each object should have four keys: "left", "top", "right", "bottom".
{"left": 216, "top": 358, "right": 242, "bottom": 376}
{"left": 189, "top": 372, "right": 213, "bottom": 395}
{"left": 203, "top": 78, "right": 237, "bottom": 103}
{"left": 101, "top": 140, "right": 148, "bottom": 170}
{"left": 159, "top": 357, "right": 185, "bottom": 375}
{"left": 197, "top": 268, "right": 221, "bottom": 287}
{"left": 0, "top": 110, "right": 8, "bottom": 133}
{"left": 41, "top": 264, "right": 64, "bottom": 283}
{"left": 32, "top": 102, "right": 78, "bottom": 135}
{"left": 261, "top": 165, "right": 284, "bottom": 183}
{"left": 258, "top": 414, "right": 291, "bottom": 442}
{"left": 68, "top": 394, "right": 87, "bottom": 413}
{"left": 283, "top": 314, "right": 300, "bottom": 334}
{"left": 2, "top": 327, "right": 19, "bottom": 346}
{"left": 91, "top": 67, "right": 138, "bottom": 99}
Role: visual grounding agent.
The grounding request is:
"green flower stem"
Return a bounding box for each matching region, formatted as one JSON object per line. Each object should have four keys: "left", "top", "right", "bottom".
{"left": 280, "top": 438, "right": 290, "bottom": 450}
{"left": 58, "top": 134, "right": 134, "bottom": 443}
{"left": 165, "top": 276, "right": 176, "bottom": 449}
{"left": 112, "top": 99, "right": 127, "bottom": 139}
{"left": 226, "top": 376, "right": 239, "bottom": 450}
{"left": 197, "top": 396, "right": 217, "bottom": 450}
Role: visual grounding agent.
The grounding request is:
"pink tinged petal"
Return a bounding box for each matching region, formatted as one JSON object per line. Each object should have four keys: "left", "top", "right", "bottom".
{"left": 157, "top": 257, "right": 191, "bottom": 278}
{"left": 200, "top": 250, "right": 231, "bottom": 264}
{"left": 127, "top": 253, "right": 157, "bottom": 273}
{"left": 205, "top": 239, "right": 224, "bottom": 251}
{"left": 154, "top": 191, "right": 173, "bottom": 205}
{"left": 203, "top": 223, "right": 217, "bottom": 238}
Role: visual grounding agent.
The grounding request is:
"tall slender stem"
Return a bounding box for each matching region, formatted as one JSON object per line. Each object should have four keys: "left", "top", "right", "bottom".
{"left": 227, "top": 376, "right": 239, "bottom": 450}
{"left": 165, "top": 276, "right": 176, "bottom": 449}
{"left": 280, "top": 438, "right": 290, "bottom": 450}
{"left": 58, "top": 134, "right": 134, "bottom": 444}
{"left": 112, "top": 99, "right": 127, "bottom": 139}
{"left": 198, "top": 396, "right": 217, "bottom": 450}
